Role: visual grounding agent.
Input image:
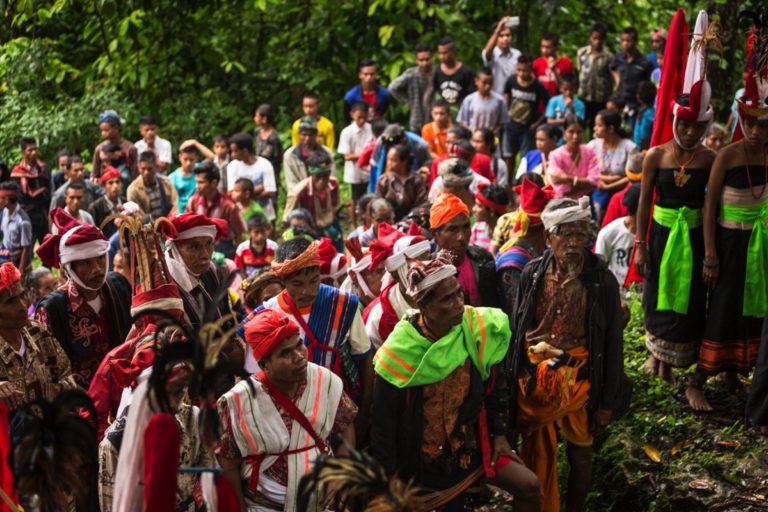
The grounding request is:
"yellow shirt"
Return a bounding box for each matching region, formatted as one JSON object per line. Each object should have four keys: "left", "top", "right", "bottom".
{"left": 291, "top": 115, "right": 336, "bottom": 149}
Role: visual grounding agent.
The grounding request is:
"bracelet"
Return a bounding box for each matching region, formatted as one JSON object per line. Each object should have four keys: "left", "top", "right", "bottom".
{"left": 573, "top": 176, "right": 578, "bottom": 187}
{"left": 703, "top": 259, "right": 720, "bottom": 268}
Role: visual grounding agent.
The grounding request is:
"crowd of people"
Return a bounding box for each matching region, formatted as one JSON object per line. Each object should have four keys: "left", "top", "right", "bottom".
{"left": 0, "top": 8, "right": 766, "bottom": 512}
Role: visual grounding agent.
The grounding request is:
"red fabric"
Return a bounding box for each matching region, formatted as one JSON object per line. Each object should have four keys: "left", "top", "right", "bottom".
{"left": 0, "top": 263, "right": 20, "bottom": 295}
{"left": 99, "top": 166, "right": 122, "bottom": 185}
{"left": 430, "top": 193, "right": 470, "bottom": 229}
{"left": 160, "top": 212, "right": 228, "bottom": 241}
{"left": 651, "top": 9, "right": 687, "bottom": 148}
{"left": 317, "top": 237, "right": 346, "bottom": 275}
{"left": 368, "top": 223, "right": 404, "bottom": 269}
{"left": 429, "top": 153, "right": 493, "bottom": 185}
{"left": 143, "top": 413, "right": 181, "bottom": 512}
{"left": 513, "top": 178, "right": 554, "bottom": 229}
{"left": 0, "top": 404, "right": 17, "bottom": 512}
{"left": 215, "top": 476, "right": 241, "bottom": 512}
{"left": 244, "top": 308, "right": 300, "bottom": 361}
{"left": 37, "top": 208, "right": 108, "bottom": 268}
{"left": 601, "top": 184, "right": 630, "bottom": 228}
{"left": 376, "top": 283, "right": 400, "bottom": 342}
{"left": 674, "top": 80, "right": 708, "bottom": 122}
{"left": 734, "top": 31, "right": 765, "bottom": 141}
{"left": 532, "top": 56, "right": 575, "bottom": 97}
{"left": 475, "top": 183, "right": 507, "bottom": 214}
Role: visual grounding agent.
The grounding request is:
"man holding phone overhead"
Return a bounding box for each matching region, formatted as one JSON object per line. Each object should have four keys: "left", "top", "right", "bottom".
{"left": 482, "top": 16, "right": 522, "bottom": 96}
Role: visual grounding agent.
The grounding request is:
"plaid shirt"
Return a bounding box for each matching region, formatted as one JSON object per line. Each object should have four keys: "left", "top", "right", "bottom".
{"left": 576, "top": 45, "right": 614, "bottom": 103}
{"left": 186, "top": 192, "right": 246, "bottom": 243}
{"left": 388, "top": 66, "right": 434, "bottom": 132}
{"left": 0, "top": 320, "right": 79, "bottom": 405}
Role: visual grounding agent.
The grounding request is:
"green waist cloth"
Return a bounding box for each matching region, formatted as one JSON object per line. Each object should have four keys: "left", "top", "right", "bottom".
{"left": 373, "top": 306, "right": 510, "bottom": 388}
{"left": 652, "top": 205, "right": 703, "bottom": 314}
{"left": 721, "top": 202, "right": 768, "bottom": 317}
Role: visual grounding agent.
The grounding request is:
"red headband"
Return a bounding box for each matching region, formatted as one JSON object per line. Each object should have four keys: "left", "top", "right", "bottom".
{"left": 475, "top": 185, "right": 507, "bottom": 214}
{"left": 244, "top": 308, "right": 300, "bottom": 361}
{"left": 0, "top": 263, "right": 21, "bottom": 295}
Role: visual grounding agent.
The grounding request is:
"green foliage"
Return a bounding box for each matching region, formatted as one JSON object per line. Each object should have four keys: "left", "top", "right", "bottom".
{"left": 0, "top": 0, "right": 763, "bottom": 165}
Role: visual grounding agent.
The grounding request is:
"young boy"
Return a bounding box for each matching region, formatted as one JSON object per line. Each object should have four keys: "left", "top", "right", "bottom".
{"left": 88, "top": 167, "right": 123, "bottom": 238}
{"left": 421, "top": 100, "right": 453, "bottom": 159}
{"left": 633, "top": 81, "right": 657, "bottom": 150}
{"left": 595, "top": 182, "right": 639, "bottom": 288}
{"left": 344, "top": 58, "right": 391, "bottom": 120}
{"left": 338, "top": 101, "right": 373, "bottom": 226}
{"left": 134, "top": 115, "right": 172, "bottom": 172}
{"left": 231, "top": 177, "right": 265, "bottom": 229}
{"left": 100, "top": 142, "right": 132, "bottom": 188}
{"left": 457, "top": 66, "right": 509, "bottom": 133}
{"left": 290, "top": 92, "right": 336, "bottom": 149}
{"left": 545, "top": 74, "right": 586, "bottom": 126}
{"left": 168, "top": 144, "right": 198, "bottom": 213}
{"left": 0, "top": 182, "right": 32, "bottom": 273}
{"left": 503, "top": 54, "right": 550, "bottom": 167}
{"left": 234, "top": 212, "right": 278, "bottom": 277}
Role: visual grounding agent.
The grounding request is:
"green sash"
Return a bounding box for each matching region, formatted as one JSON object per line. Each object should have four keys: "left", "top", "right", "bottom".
{"left": 721, "top": 202, "right": 768, "bottom": 317}
{"left": 652, "top": 205, "right": 703, "bottom": 314}
{"left": 373, "top": 306, "right": 510, "bottom": 388}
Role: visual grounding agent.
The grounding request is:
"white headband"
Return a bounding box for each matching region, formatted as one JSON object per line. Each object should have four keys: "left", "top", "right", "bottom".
{"left": 407, "top": 264, "right": 457, "bottom": 303}
{"left": 541, "top": 196, "right": 591, "bottom": 231}
{"left": 385, "top": 239, "right": 431, "bottom": 273}
{"left": 349, "top": 254, "right": 373, "bottom": 273}
{"left": 321, "top": 253, "right": 348, "bottom": 281}
{"left": 59, "top": 226, "right": 110, "bottom": 266}
{"left": 174, "top": 225, "right": 217, "bottom": 241}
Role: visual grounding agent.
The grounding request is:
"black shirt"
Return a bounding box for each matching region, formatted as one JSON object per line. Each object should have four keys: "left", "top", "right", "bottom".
{"left": 610, "top": 51, "right": 654, "bottom": 111}
{"left": 433, "top": 64, "right": 475, "bottom": 105}
{"left": 503, "top": 77, "right": 550, "bottom": 128}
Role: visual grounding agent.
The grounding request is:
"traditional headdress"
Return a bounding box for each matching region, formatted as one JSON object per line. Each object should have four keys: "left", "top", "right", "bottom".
{"left": 244, "top": 308, "right": 300, "bottom": 361}
{"left": 36, "top": 208, "right": 110, "bottom": 290}
{"left": 541, "top": 196, "right": 591, "bottom": 232}
{"left": 341, "top": 237, "right": 375, "bottom": 299}
{"left": 734, "top": 9, "right": 768, "bottom": 139}
{"left": 271, "top": 240, "right": 321, "bottom": 278}
{"left": 474, "top": 183, "right": 508, "bottom": 214}
{"left": 430, "top": 193, "right": 470, "bottom": 229}
{"left": 0, "top": 263, "right": 20, "bottom": 296}
{"left": 406, "top": 252, "right": 457, "bottom": 304}
{"left": 99, "top": 165, "right": 123, "bottom": 185}
{"left": 317, "top": 238, "right": 348, "bottom": 285}
{"left": 240, "top": 271, "right": 283, "bottom": 309}
{"left": 160, "top": 213, "right": 228, "bottom": 292}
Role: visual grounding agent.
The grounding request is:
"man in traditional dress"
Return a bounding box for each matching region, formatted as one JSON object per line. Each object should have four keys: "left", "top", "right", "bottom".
{"left": 264, "top": 237, "right": 373, "bottom": 435}
{"left": 218, "top": 308, "right": 357, "bottom": 511}
{"left": 35, "top": 208, "right": 132, "bottom": 387}
{"left": 370, "top": 255, "right": 540, "bottom": 511}
{"left": 430, "top": 192, "right": 499, "bottom": 307}
{"left": 496, "top": 178, "right": 554, "bottom": 317}
{"left": 363, "top": 223, "right": 432, "bottom": 349}
{"left": 160, "top": 212, "right": 234, "bottom": 328}
{"left": 0, "top": 262, "right": 78, "bottom": 410}
{"left": 510, "top": 197, "right": 627, "bottom": 512}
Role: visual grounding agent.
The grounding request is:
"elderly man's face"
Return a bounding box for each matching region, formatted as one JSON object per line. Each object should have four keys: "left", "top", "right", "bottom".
{"left": 419, "top": 276, "right": 464, "bottom": 332}
{"left": 70, "top": 255, "right": 107, "bottom": 290}
{"left": 176, "top": 236, "right": 214, "bottom": 275}
{"left": 432, "top": 214, "right": 470, "bottom": 259}
{"left": 546, "top": 221, "right": 589, "bottom": 275}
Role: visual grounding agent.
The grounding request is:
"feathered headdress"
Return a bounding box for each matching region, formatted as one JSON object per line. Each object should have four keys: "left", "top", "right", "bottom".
{"left": 734, "top": 7, "right": 768, "bottom": 140}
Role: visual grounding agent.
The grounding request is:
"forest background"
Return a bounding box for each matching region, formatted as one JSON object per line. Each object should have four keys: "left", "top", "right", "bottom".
{"left": 0, "top": 0, "right": 762, "bottom": 164}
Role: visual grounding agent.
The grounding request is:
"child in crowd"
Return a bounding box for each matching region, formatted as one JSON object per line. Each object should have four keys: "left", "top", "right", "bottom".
{"left": 211, "top": 134, "right": 231, "bottom": 187}
{"left": 457, "top": 67, "right": 508, "bottom": 133}
{"left": 52, "top": 149, "right": 70, "bottom": 190}
{"left": 516, "top": 124, "right": 562, "bottom": 180}
{"left": 503, "top": 54, "right": 550, "bottom": 168}
{"left": 633, "top": 81, "right": 657, "bottom": 150}
{"left": 422, "top": 100, "right": 453, "bottom": 159}
{"left": 231, "top": 177, "right": 265, "bottom": 229}
{"left": 234, "top": 212, "right": 278, "bottom": 278}
{"left": 470, "top": 183, "right": 508, "bottom": 251}
{"left": 134, "top": 115, "right": 172, "bottom": 172}
{"left": 25, "top": 266, "right": 55, "bottom": 316}
{"left": 338, "top": 101, "right": 373, "bottom": 227}
{"left": 169, "top": 144, "right": 199, "bottom": 212}
{"left": 595, "top": 182, "right": 640, "bottom": 288}
{"left": 99, "top": 142, "right": 132, "bottom": 187}
{"left": 356, "top": 118, "right": 389, "bottom": 173}
{"left": 290, "top": 92, "right": 335, "bottom": 149}
{"left": 254, "top": 105, "right": 283, "bottom": 178}
{"left": 704, "top": 123, "right": 727, "bottom": 153}
{"left": 280, "top": 208, "right": 317, "bottom": 242}
{"left": 606, "top": 92, "right": 626, "bottom": 116}
{"left": 346, "top": 194, "right": 375, "bottom": 240}
{"left": 0, "top": 182, "right": 32, "bottom": 272}
{"left": 545, "top": 74, "right": 586, "bottom": 126}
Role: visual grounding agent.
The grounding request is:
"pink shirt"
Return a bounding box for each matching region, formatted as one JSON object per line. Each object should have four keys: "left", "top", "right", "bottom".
{"left": 548, "top": 144, "right": 601, "bottom": 199}
{"left": 457, "top": 255, "right": 481, "bottom": 306}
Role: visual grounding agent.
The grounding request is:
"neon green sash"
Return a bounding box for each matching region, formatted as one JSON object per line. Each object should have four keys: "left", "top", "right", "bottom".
{"left": 721, "top": 202, "right": 768, "bottom": 317}
{"left": 373, "top": 306, "right": 510, "bottom": 388}
{"left": 652, "top": 205, "right": 703, "bottom": 314}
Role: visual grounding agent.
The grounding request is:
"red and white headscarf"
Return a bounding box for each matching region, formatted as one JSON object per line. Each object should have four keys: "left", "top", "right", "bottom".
{"left": 0, "top": 263, "right": 21, "bottom": 295}
{"left": 37, "top": 208, "right": 111, "bottom": 290}
{"left": 317, "top": 238, "right": 347, "bottom": 286}
{"left": 161, "top": 213, "right": 228, "bottom": 292}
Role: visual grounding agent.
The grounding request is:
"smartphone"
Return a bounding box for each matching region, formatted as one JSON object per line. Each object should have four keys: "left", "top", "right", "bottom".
{"left": 505, "top": 16, "right": 520, "bottom": 28}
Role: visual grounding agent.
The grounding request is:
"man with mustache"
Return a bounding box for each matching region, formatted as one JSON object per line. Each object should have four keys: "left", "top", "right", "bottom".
{"left": 509, "top": 197, "right": 627, "bottom": 512}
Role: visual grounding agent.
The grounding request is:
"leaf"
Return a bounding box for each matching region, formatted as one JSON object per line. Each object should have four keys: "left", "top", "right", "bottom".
{"left": 642, "top": 444, "right": 662, "bottom": 463}
{"left": 378, "top": 25, "right": 395, "bottom": 46}
{"left": 716, "top": 440, "right": 741, "bottom": 448}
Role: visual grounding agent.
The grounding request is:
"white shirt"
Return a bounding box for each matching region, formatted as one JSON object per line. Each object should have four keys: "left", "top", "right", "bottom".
{"left": 594, "top": 217, "right": 634, "bottom": 287}
{"left": 227, "top": 158, "right": 277, "bottom": 220}
{"left": 134, "top": 136, "right": 172, "bottom": 164}
{"left": 428, "top": 172, "right": 491, "bottom": 201}
{"left": 338, "top": 122, "right": 373, "bottom": 184}
{"left": 482, "top": 46, "right": 522, "bottom": 95}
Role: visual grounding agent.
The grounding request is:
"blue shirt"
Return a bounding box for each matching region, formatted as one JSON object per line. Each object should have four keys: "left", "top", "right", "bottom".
{"left": 634, "top": 105, "right": 655, "bottom": 150}
{"left": 168, "top": 168, "right": 196, "bottom": 213}
{"left": 545, "top": 94, "right": 586, "bottom": 121}
{"left": 1, "top": 204, "right": 32, "bottom": 265}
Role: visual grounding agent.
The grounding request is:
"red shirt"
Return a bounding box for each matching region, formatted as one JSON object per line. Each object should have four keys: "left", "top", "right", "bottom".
{"left": 532, "top": 56, "right": 575, "bottom": 97}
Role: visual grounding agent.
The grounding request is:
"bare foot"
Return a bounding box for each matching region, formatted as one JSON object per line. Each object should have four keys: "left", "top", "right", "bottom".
{"left": 685, "top": 384, "right": 714, "bottom": 412}
{"left": 718, "top": 372, "right": 745, "bottom": 393}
